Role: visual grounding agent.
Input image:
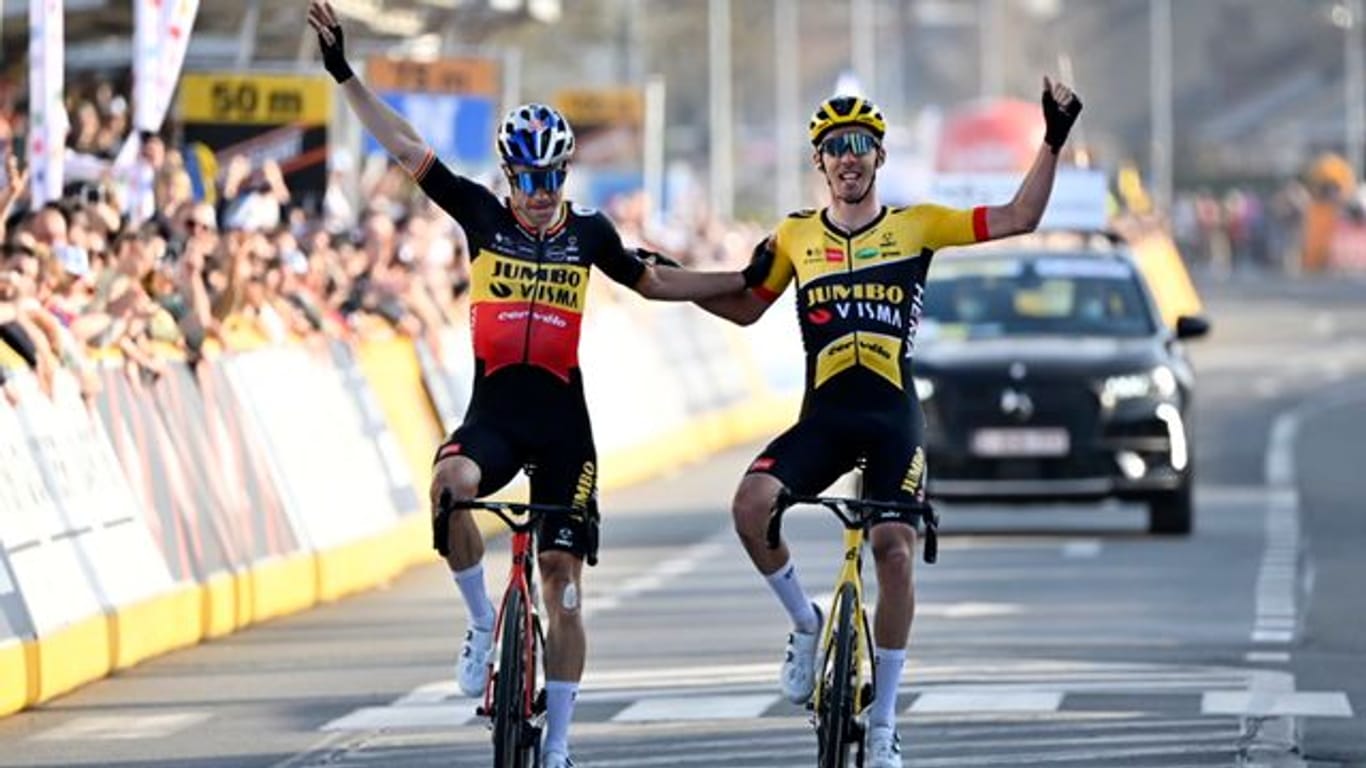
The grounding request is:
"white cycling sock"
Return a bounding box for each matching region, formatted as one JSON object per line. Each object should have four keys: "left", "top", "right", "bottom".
{"left": 765, "top": 560, "right": 819, "bottom": 633}
{"left": 542, "top": 679, "right": 578, "bottom": 757}
{"left": 452, "top": 563, "right": 495, "bottom": 631}
{"left": 870, "top": 647, "right": 907, "bottom": 728}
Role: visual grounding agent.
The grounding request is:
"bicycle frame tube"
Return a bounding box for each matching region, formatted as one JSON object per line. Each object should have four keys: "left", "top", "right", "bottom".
{"left": 815, "top": 525, "right": 870, "bottom": 711}
{"left": 487, "top": 529, "right": 539, "bottom": 717}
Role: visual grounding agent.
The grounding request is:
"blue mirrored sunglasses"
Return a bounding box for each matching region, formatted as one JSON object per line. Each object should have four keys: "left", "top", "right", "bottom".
{"left": 819, "top": 132, "right": 880, "bottom": 158}
{"left": 509, "top": 167, "right": 567, "bottom": 195}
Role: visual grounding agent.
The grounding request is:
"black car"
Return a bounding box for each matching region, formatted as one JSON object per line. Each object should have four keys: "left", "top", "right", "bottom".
{"left": 913, "top": 236, "right": 1210, "bottom": 534}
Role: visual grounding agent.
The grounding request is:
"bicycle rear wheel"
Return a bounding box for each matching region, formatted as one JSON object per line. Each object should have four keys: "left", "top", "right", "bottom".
{"left": 492, "top": 590, "right": 533, "bottom": 768}
{"left": 817, "top": 582, "right": 858, "bottom": 768}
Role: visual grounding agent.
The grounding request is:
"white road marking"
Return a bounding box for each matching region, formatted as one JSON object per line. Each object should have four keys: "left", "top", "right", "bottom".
{"left": 1202, "top": 691, "right": 1354, "bottom": 718}
{"left": 1061, "top": 539, "right": 1102, "bottom": 558}
{"left": 1244, "top": 651, "right": 1291, "bottom": 664}
{"left": 31, "top": 712, "right": 210, "bottom": 740}
{"left": 910, "top": 691, "right": 1063, "bottom": 714}
{"left": 321, "top": 702, "right": 480, "bottom": 731}
{"left": 611, "top": 693, "right": 778, "bottom": 722}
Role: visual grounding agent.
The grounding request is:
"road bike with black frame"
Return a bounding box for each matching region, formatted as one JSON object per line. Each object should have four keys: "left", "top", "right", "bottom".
{"left": 436, "top": 491, "right": 578, "bottom": 768}
{"left": 766, "top": 489, "right": 939, "bottom": 768}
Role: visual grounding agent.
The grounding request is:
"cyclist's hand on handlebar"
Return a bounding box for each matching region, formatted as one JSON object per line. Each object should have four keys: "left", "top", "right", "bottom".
{"left": 307, "top": 0, "right": 354, "bottom": 84}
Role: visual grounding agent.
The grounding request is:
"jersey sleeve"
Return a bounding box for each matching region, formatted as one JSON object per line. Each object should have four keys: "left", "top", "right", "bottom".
{"left": 590, "top": 214, "right": 647, "bottom": 288}
{"left": 915, "top": 204, "right": 991, "bottom": 250}
{"left": 411, "top": 150, "right": 501, "bottom": 241}
{"left": 752, "top": 227, "right": 796, "bottom": 303}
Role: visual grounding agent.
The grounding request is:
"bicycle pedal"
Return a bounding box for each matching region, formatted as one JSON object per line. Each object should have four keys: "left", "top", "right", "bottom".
{"left": 475, "top": 705, "right": 489, "bottom": 718}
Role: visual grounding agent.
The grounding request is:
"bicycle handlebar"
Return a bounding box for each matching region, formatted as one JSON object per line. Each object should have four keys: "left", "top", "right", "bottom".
{"left": 433, "top": 490, "right": 579, "bottom": 556}
{"left": 765, "top": 490, "right": 939, "bottom": 564}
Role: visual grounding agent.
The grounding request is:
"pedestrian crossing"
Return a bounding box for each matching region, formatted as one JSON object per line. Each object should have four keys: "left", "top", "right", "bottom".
{"left": 307, "top": 711, "right": 1263, "bottom": 767}
{"left": 321, "top": 657, "right": 1350, "bottom": 733}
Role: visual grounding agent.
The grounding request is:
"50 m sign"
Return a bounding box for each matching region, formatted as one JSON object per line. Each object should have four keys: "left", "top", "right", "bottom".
{"left": 180, "top": 73, "right": 330, "bottom": 126}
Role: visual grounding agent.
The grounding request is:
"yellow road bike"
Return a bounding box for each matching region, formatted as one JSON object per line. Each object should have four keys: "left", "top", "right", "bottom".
{"left": 766, "top": 490, "right": 938, "bottom": 768}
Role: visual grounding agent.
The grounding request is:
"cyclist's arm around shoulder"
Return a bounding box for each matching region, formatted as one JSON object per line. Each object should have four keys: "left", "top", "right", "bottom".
{"left": 693, "top": 233, "right": 786, "bottom": 326}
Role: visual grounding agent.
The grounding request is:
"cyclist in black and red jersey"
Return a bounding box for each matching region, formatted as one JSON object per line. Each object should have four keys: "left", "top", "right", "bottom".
{"left": 699, "top": 85, "right": 1082, "bottom": 766}
{"left": 309, "top": 4, "right": 769, "bottom": 765}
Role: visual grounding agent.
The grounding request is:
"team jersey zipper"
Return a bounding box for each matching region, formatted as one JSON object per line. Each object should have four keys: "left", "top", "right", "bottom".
{"left": 521, "top": 234, "right": 545, "bottom": 365}
{"left": 841, "top": 229, "right": 860, "bottom": 369}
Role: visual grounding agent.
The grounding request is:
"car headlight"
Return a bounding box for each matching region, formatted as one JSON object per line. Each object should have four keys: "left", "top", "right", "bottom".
{"left": 913, "top": 376, "right": 935, "bottom": 401}
{"left": 1100, "top": 365, "right": 1177, "bottom": 407}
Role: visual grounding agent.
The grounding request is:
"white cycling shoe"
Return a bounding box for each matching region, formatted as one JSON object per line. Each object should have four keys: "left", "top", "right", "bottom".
{"left": 456, "top": 625, "right": 493, "bottom": 697}
{"left": 865, "top": 724, "right": 903, "bottom": 768}
{"left": 780, "top": 604, "right": 823, "bottom": 704}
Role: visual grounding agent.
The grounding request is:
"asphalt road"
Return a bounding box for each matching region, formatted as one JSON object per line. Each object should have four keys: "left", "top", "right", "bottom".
{"left": 0, "top": 272, "right": 1363, "bottom": 767}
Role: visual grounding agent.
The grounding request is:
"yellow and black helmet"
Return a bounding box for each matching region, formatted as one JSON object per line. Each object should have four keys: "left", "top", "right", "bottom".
{"left": 808, "top": 96, "right": 887, "bottom": 147}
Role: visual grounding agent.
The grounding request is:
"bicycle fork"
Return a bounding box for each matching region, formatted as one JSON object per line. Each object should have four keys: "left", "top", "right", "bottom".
{"left": 811, "top": 526, "right": 878, "bottom": 749}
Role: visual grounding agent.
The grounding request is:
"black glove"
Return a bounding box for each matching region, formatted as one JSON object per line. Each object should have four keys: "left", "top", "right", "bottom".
{"left": 1042, "top": 81, "right": 1083, "bottom": 154}
{"left": 741, "top": 239, "right": 775, "bottom": 289}
{"left": 637, "top": 248, "right": 681, "bottom": 269}
{"left": 318, "top": 23, "right": 354, "bottom": 84}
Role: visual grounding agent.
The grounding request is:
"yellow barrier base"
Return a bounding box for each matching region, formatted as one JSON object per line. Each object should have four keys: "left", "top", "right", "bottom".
{"left": 0, "top": 640, "right": 30, "bottom": 716}
{"left": 200, "top": 571, "right": 243, "bottom": 639}
{"left": 109, "top": 584, "right": 203, "bottom": 670}
{"left": 250, "top": 554, "right": 319, "bottom": 624}
{"left": 32, "top": 614, "right": 111, "bottom": 704}
{"left": 317, "top": 532, "right": 394, "bottom": 603}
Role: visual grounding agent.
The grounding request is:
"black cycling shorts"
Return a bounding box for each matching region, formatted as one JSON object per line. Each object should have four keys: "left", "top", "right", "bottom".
{"left": 434, "top": 413, "right": 601, "bottom": 565}
{"left": 747, "top": 404, "right": 930, "bottom": 529}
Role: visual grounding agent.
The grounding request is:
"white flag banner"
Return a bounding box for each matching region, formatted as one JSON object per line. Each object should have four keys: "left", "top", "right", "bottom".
{"left": 28, "top": 0, "right": 67, "bottom": 205}
{"left": 119, "top": 0, "right": 200, "bottom": 222}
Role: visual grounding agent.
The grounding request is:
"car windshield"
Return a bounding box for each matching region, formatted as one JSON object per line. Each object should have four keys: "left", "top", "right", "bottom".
{"left": 921, "top": 254, "right": 1157, "bottom": 340}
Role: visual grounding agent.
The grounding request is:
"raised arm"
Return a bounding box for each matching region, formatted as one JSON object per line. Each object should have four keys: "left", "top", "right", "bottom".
{"left": 308, "top": 0, "right": 428, "bottom": 173}
{"left": 983, "top": 76, "right": 1083, "bottom": 239}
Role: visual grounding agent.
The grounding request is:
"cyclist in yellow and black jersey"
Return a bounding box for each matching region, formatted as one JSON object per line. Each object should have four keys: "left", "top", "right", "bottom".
{"left": 751, "top": 201, "right": 988, "bottom": 413}
{"left": 701, "top": 83, "right": 1083, "bottom": 767}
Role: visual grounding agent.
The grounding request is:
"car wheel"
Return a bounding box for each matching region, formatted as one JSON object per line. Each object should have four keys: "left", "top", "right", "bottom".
{"left": 1148, "top": 481, "right": 1193, "bottom": 535}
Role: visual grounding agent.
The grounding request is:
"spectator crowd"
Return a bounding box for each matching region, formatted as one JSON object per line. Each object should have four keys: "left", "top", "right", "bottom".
{"left": 5, "top": 77, "right": 1364, "bottom": 407}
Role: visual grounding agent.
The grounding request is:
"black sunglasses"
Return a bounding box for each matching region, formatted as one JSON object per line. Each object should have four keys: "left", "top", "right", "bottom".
{"left": 508, "top": 167, "right": 567, "bottom": 195}
{"left": 820, "top": 133, "right": 880, "bottom": 158}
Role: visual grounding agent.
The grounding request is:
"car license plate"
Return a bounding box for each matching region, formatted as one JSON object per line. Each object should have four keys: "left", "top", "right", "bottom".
{"left": 970, "top": 428, "right": 1070, "bottom": 457}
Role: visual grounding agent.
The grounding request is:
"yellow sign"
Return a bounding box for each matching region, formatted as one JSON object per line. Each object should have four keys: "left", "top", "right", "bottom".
{"left": 366, "top": 57, "right": 500, "bottom": 95}
{"left": 553, "top": 87, "right": 644, "bottom": 128}
{"left": 179, "top": 73, "right": 331, "bottom": 125}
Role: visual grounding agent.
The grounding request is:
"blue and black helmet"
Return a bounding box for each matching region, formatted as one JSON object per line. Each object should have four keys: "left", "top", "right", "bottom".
{"left": 496, "top": 103, "right": 576, "bottom": 168}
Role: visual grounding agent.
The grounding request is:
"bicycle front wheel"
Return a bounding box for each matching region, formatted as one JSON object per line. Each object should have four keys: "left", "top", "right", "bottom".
{"left": 817, "top": 582, "right": 859, "bottom": 768}
{"left": 492, "top": 590, "right": 533, "bottom": 768}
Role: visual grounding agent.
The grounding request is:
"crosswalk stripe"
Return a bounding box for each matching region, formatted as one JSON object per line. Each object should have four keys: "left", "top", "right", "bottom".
{"left": 611, "top": 694, "right": 779, "bottom": 722}
{"left": 1201, "top": 691, "right": 1354, "bottom": 717}
{"left": 320, "top": 702, "right": 479, "bottom": 731}
{"left": 910, "top": 691, "right": 1063, "bottom": 713}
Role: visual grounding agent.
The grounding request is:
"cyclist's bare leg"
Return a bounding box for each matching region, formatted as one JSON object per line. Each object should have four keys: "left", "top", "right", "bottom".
{"left": 538, "top": 550, "right": 586, "bottom": 680}
{"left": 430, "top": 455, "right": 485, "bottom": 570}
{"left": 732, "top": 472, "right": 788, "bottom": 574}
{"left": 870, "top": 522, "right": 918, "bottom": 648}
{"left": 539, "top": 549, "right": 585, "bottom": 759}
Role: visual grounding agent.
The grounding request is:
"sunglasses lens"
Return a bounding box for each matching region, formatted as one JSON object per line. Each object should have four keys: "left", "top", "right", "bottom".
{"left": 513, "top": 168, "right": 567, "bottom": 194}
{"left": 822, "top": 133, "right": 877, "bottom": 157}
